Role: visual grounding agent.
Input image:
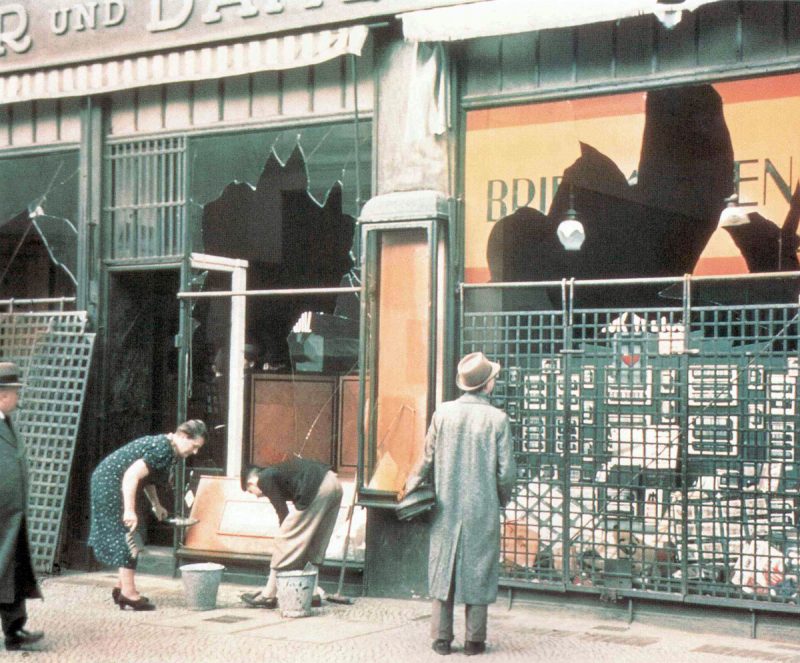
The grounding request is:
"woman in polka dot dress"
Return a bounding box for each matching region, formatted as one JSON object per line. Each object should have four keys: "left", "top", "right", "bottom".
{"left": 88, "top": 419, "right": 207, "bottom": 611}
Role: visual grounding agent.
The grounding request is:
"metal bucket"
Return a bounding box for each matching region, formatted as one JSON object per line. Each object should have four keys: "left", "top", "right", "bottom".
{"left": 180, "top": 562, "right": 225, "bottom": 611}
{"left": 276, "top": 568, "right": 318, "bottom": 617}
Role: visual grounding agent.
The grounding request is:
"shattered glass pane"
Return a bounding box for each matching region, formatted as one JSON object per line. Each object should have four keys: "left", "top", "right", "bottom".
{"left": 189, "top": 122, "right": 369, "bottom": 371}
{"left": 0, "top": 152, "right": 79, "bottom": 298}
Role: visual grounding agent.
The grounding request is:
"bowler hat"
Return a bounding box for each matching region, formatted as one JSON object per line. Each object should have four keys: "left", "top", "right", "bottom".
{"left": 0, "top": 362, "right": 23, "bottom": 388}
{"left": 456, "top": 352, "right": 500, "bottom": 392}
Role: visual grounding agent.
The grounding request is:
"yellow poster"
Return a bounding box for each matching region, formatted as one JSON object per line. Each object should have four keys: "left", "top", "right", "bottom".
{"left": 464, "top": 73, "right": 800, "bottom": 283}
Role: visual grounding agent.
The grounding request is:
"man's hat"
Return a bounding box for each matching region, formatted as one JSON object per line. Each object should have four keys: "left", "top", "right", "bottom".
{"left": 0, "top": 362, "right": 23, "bottom": 388}
{"left": 455, "top": 352, "right": 501, "bottom": 392}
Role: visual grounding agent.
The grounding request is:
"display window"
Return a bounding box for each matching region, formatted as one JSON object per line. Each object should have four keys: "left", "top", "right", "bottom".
{"left": 464, "top": 72, "right": 800, "bottom": 286}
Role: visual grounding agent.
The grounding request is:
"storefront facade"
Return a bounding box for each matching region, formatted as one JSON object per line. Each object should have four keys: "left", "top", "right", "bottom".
{"left": 3, "top": 0, "right": 800, "bottom": 621}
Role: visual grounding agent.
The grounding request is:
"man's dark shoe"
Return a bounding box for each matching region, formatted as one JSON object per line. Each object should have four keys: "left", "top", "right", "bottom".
{"left": 240, "top": 592, "right": 278, "bottom": 609}
{"left": 432, "top": 639, "right": 452, "bottom": 655}
{"left": 5, "top": 628, "right": 44, "bottom": 651}
{"left": 463, "top": 640, "right": 486, "bottom": 656}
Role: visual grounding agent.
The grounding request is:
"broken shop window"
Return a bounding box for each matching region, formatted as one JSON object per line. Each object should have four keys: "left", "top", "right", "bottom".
{"left": 468, "top": 74, "right": 800, "bottom": 308}
{"left": 0, "top": 152, "right": 80, "bottom": 300}
{"left": 192, "top": 123, "right": 368, "bottom": 372}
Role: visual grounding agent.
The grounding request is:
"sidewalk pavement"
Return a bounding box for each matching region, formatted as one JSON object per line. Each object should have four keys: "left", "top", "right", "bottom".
{"left": 12, "top": 570, "right": 800, "bottom": 662}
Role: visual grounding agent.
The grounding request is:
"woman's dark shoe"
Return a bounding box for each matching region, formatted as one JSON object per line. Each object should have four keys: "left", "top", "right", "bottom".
{"left": 240, "top": 592, "right": 278, "bottom": 609}
{"left": 112, "top": 587, "right": 121, "bottom": 604}
{"left": 432, "top": 639, "right": 452, "bottom": 655}
{"left": 463, "top": 641, "right": 486, "bottom": 656}
{"left": 118, "top": 594, "right": 156, "bottom": 611}
{"left": 5, "top": 628, "right": 44, "bottom": 651}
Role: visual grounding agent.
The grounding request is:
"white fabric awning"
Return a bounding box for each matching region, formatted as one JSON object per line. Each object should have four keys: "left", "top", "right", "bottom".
{"left": 402, "top": 0, "right": 722, "bottom": 42}
{"left": 0, "top": 25, "right": 368, "bottom": 105}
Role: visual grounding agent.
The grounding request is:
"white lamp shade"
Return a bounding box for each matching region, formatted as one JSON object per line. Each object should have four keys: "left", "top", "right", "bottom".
{"left": 557, "top": 219, "right": 586, "bottom": 250}
{"left": 718, "top": 205, "right": 749, "bottom": 228}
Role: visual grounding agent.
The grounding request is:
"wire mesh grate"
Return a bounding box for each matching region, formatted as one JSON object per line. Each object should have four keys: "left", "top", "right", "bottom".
{"left": 0, "top": 309, "right": 95, "bottom": 574}
{"left": 464, "top": 279, "right": 800, "bottom": 609}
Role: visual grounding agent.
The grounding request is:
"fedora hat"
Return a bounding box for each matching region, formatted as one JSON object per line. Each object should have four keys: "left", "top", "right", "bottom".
{"left": 0, "top": 362, "right": 23, "bottom": 388}
{"left": 456, "top": 352, "right": 501, "bottom": 392}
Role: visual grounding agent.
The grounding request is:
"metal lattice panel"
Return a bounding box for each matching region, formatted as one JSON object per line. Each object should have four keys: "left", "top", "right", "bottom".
{"left": 0, "top": 309, "right": 95, "bottom": 574}
{"left": 0, "top": 311, "right": 84, "bottom": 375}
{"left": 463, "top": 278, "right": 800, "bottom": 612}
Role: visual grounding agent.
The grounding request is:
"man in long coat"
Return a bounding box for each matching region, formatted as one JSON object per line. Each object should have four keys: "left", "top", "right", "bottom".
{"left": 0, "top": 362, "right": 43, "bottom": 651}
{"left": 403, "top": 351, "right": 516, "bottom": 656}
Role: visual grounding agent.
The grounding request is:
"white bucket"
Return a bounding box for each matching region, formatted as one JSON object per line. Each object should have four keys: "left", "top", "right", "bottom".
{"left": 276, "top": 568, "right": 318, "bottom": 617}
{"left": 180, "top": 562, "right": 225, "bottom": 611}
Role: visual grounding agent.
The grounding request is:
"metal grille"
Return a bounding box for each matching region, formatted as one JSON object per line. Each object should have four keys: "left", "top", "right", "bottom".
{"left": 0, "top": 307, "right": 95, "bottom": 573}
{"left": 463, "top": 277, "right": 800, "bottom": 611}
{"left": 104, "top": 137, "right": 187, "bottom": 259}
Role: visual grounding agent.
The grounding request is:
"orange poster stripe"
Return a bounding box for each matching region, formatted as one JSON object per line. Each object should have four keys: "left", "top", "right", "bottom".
{"left": 467, "top": 92, "right": 646, "bottom": 131}
{"left": 468, "top": 73, "right": 800, "bottom": 131}
{"left": 466, "top": 259, "right": 750, "bottom": 281}
{"left": 715, "top": 72, "right": 800, "bottom": 105}
{"left": 692, "top": 256, "right": 749, "bottom": 276}
{"left": 464, "top": 266, "right": 492, "bottom": 283}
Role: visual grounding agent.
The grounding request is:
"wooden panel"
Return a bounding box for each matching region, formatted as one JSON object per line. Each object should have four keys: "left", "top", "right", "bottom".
{"left": 789, "top": 3, "right": 800, "bottom": 57}
{"left": 251, "top": 71, "right": 282, "bottom": 119}
{"left": 655, "top": 11, "right": 697, "bottom": 73}
{"left": 741, "top": 2, "right": 787, "bottom": 61}
{"left": 538, "top": 28, "right": 575, "bottom": 87}
{"left": 576, "top": 22, "right": 614, "bottom": 83}
{"left": 337, "top": 374, "right": 359, "bottom": 473}
{"left": 463, "top": 37, "right": 502, "bottom": 99}
{"left": 164, "top": 82, "right": 192, "bottom": 130}
{"left": 109, "top": 89, "right": 137, "bottom": 136}
{"left": 0, "top": 105, "right": 10, "bottom": 148}
{"left": 615, "top": 15, "right": 654, "bottom": 79}
{"left": 11, "top": 102, "right": 34, "bottom": 146}
{"left": 250, "top": 374, "right": 335, "bottom": 467}
{"left": 370, "top": 229, "right": 430, "bottom": 493}
{"left": 192, "top": 79, "right": 221, "bottom": 126}
{"left": 59, "top": 98, "right": 81, "bottom": 143}
{"left": 697, "top": 2, "right": 739, "bottom": 67}
{"left": 137, "top": 86, "right": 164, "bottom": 133}
{"left": 499, "top": 33, "right": 537, "bottom": 93}
{"left": 222, "top": 74, "right": 251, "bottom": 123}
{"left": 183, "top": 475, "right": 278, "bottom": 556}
{"left": 282, "top": 66, "right": 312, "bottom": 117}
{"left": 313, "top": 58, "right": 345, "bottom": 114}
{"left": 346, "top": 35, "right": 374, "bottom": 113}
{"left": 34, "top": 100, "right": 60, "bottom": 144}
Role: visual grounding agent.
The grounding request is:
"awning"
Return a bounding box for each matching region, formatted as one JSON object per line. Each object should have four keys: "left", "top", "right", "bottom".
{"left": 0, "top": 25, "right": 368, "bottom": 105}
{"left": 401, "top": 0, "right": 722, "bottom": 42}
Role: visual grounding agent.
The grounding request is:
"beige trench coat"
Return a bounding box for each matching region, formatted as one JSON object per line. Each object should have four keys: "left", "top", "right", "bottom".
{"left": 406, "top": 393, "right": 516, "bottom": 605}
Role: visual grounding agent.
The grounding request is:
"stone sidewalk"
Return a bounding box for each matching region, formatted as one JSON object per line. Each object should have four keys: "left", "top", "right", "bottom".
{"left": 11, "top": 571, "right": 800, "bottom": 662}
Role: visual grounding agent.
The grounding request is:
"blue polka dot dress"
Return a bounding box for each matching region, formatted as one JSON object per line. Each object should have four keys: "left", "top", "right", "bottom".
{"left": 88, "top": 435, "right": 176, "bottom": 568}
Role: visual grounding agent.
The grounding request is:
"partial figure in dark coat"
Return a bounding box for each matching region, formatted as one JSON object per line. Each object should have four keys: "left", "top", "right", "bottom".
{"left": 402, "top": 352, "right": 517, "bottom": 657}
{"left": 0, "top": 362, "right": 43, "bottom": 652}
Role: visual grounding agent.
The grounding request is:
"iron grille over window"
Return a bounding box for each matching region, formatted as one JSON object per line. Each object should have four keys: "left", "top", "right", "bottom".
{"left": 104, "top": 137, "right": 187, "bottom": 259}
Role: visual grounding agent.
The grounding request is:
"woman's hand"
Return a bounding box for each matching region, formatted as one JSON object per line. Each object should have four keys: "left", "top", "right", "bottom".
{"left": 123, "top": 510, "right": 138, "bottom": 531}
{"left": 151, "top": 504, "right": 168, "bottom": 521}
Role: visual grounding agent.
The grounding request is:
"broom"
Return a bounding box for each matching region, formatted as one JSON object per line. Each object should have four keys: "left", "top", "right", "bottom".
{"left": 326, "top": 484, "right": 358, "bottom": 605}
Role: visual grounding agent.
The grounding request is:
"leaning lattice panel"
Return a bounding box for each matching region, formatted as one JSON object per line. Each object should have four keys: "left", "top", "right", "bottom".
{"left": 0, "top": 311, "right": 86, "bottom": 374}
{"left": 14, "top": 317, "right": 96, "bottom": 574}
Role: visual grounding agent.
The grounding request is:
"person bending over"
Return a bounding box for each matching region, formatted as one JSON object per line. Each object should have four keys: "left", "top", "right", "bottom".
{"left": 240, "top": 457, "right": 343, "bottom": 608}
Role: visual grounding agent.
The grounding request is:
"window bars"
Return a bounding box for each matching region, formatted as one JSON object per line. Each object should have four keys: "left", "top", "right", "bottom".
{"left": 104, "top": 137, "right": 187, "bottom": 259}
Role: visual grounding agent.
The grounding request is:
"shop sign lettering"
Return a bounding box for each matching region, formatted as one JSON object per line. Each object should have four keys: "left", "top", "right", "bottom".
{"left": 0, "top": 0, "right": 464, "bottom": 72}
